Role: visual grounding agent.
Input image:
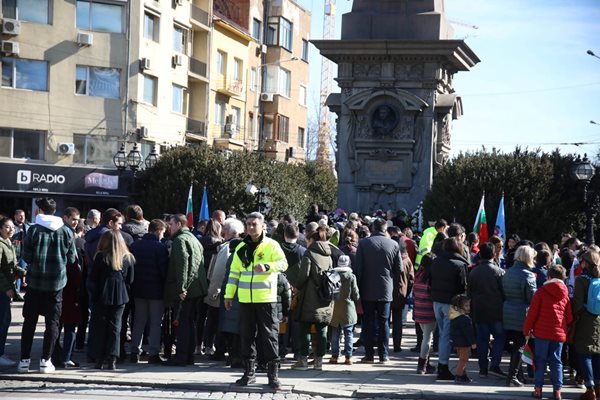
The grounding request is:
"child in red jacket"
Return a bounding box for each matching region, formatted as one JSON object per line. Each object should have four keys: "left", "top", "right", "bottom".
{"left": 523, "top": 265, "right": 573, "bottom": 400}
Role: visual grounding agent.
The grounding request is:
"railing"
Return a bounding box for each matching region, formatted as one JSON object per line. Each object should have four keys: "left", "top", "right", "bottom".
{"left": 191, "top": 5, "right": 210, "bottom": 27}
{"left": 189, "top": 57, "right": 207, "bottom": 78}
{"left": 186, "top": 118, "right": 207, "bottom": 137}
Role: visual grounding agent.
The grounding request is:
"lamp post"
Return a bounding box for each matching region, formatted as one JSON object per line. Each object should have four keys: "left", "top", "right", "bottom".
{"left": 588, "top": 50, "right": 600, "bottom": 60}
{"left": 570, "top": 154, "right": 597, "bottom": 245}
{"left": 245, "top": 184, "right": 272, "bottom": 215}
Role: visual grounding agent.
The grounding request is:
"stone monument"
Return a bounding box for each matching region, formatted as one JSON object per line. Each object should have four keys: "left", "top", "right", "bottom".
{"left": 313, "top": 0, "right": 480, "bottom": 213}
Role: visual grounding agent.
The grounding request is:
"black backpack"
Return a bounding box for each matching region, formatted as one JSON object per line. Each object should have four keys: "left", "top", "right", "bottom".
{"left": 318, "top": 268, "right": 342, "bottom": 302}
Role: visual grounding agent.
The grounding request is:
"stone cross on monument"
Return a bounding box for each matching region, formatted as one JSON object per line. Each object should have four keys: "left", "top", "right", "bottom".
{"left": 312, "top": 0, "right": 480, "bottom": 214}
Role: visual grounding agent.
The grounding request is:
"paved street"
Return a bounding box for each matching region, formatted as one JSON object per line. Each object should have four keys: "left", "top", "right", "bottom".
{"left": 0, "top": 302, "right": 589, "bottom": 399}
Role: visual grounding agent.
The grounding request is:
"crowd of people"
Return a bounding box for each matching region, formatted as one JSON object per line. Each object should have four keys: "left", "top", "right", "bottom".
{"left": 0, "top": 200, "right": 599, "bottom": 399}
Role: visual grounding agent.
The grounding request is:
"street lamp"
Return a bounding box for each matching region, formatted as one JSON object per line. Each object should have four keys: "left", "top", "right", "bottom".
{"left": 587, "top": 50, "right": 600, "bottom": 60}
{"left": 591, "top": 120, "right": 600, "bottom": 126}
{"left": 245, "top": 184, "right": 272, "bottom": 214}
{"left": 113, "top": 143, "right": 128, "bottom": 172}
{"left": 570, "top": 154, "right": 597, "bottom": 245}
{"left": 144, "top": 144, "right": 160, "bottom": 169}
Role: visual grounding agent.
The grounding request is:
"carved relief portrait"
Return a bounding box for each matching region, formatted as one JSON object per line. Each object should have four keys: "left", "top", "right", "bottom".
{"left": 371, "top": 105, "right": 398, "bottom": 137}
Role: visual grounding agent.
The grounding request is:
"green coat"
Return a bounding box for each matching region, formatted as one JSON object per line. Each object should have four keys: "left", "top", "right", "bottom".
{"left": 573, "top": 274, "right": 600, "bottom": 354}
{"left": 164, "top": 228, "right": 207, "bottom": 307}
{"left": 0, "top": 237, "right": 25, "bottom": 293}
{"left": 330, "top": 266, "right": 359, "bottom": 328}
{"left": 295, "top": 241, "right": 334, "bottom": 324}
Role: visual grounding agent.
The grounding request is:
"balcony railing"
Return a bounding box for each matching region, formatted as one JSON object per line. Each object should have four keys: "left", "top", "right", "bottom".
{"left": 191, "top": 5, "right": 210, "bottom": 27}
{"left": 216, "top": 76, "right": 244, "bottom": 96}
{"left": 186, "top": 118, "right": 207, "bottom": 137}
{"left": 189, "top": 57, "right": 207, "bottom": 78}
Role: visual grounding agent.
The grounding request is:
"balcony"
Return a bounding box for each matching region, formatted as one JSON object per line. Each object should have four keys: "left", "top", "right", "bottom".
{"left": 216, "top": 76, "right": 244, "bottom": 97}
{"left": 189, "top": 57, "right": 208, "bottom": 81}
{"left": 191, "top": 4, "right": 210, "bottom": 29}
{"left": 186, "top": 118, "right": 207, "bottom": 139}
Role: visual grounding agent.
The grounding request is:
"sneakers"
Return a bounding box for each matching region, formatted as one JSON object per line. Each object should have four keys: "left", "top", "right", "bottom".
{"left": 314, "top": 357, "right": 323, "bottom": 371}
{"left": 478, "top": 368, "right": 488, "bottom": 378}
{"left": 360, "top": 356, "right": 375, "bottom": 364}
{"left": 507, "top": 377, "right": 525, "bottom": 387}
{"left": 0, "top": 355, "right": 16, "bottom": 367}
{"left": 489, "top": 366, "right": 507, "bottom": 378}
{"left": 40, "top": 358, "right": 55, "bottom": 374}
{"left": 59, "top": 360, "right": 80, "bottom": 369}
{"left": 454, "top": 374, "right": 472, "bottom": 384}
{"left": 379, "top": 357, "right": 389, "bottom": 364}
{"left": 291, "top": 356, "right": 309, "bottom": 371}
{"left": 17, "top": 359, "right": 30, "bottom": 373}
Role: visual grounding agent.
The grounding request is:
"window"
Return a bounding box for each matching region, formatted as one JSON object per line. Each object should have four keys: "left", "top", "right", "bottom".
{"left": 2, "top": 0, "right": 49, "bottom": 24}
{"left": 73, "top": 134, "right": 120, "bottom": 166}
{"left": 297, "top": 127, "right": 305, "bottom": 148}
{"left": 2, "top": 57, "right": 48, "bottom": 91}
{"left": 278, "top": 67, "right": 291, "bottom": 97}
{"left": 172, "top": 84, "right": 185, "bottom": 113}
{"left": 216, "top": 51, "right": 226, "bottom": 75}
{"left": 215, "top": 100, "right": 225, "bottom": 125}
{"left": 144, "top": 11, "right": 159, "bottom": 42}
{"left": 299, "top": 84, "right": 307, "bottom": 106}
{"left": 252, "top": 18, "right": 262, "bottom": 41}
{"left": 250, "top": 67, "right": 257, "bottom": 91}
{"left": 75, "top": 66, "right": 120, "bottom": 99}
{"left": 76, "top": 1, "right": 124, "bottom": 33}
{"left": 143, "top": 75, "right": 157, "bottom": 105}
{"left": 231, "top": 106, "right": 241, "bottom": 127}
{"left": 302, "top": 39, "right": 309, "bottom": 62}
{"left": 276, "top": 115, "right": 289, "bottom": 142}
{"left": 280, "top": 18, "right": 293, "bottom": 51}
{"left": 233, "top": 58, "right": 242, "bottom": 82}
{"left": 173, "top": 25, "right": 187, "bottom": 54}
{"left": 0, "top": 128, "right": 45, "bottom": 160}
{"left": 266, "top": 17, "right": 292, "bottom": 51}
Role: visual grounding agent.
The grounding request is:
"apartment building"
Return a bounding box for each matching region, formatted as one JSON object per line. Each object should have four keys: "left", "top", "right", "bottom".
{"left": 0, "top": 0, "right": 211, "bottom": 214}
{"left": 208, "top": 0, "right": 310, "bottom": 162}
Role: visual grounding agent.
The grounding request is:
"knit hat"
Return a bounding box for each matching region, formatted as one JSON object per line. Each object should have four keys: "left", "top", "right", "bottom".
{"left": 338, "top": 255, "right": 351, "bottom": 269}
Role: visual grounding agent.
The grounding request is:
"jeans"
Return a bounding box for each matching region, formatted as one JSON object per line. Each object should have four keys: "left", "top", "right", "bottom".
{"left": 131, "top": 298, "right": 164, "bottom": 356}
{"left": 580, "top": 353, "right": 600, "bottom": 388}
{"left": 433, "top": 302, "right": 451, "bottom": 365}
{"left": 91, "top": 303, "right": 125, "bottom": 361}
{"left": 331, "top": 325, "right": 354, "bottom": 357}
{"left": 534, "top": 339, "right": 563, "bottom": 390}
{"left": 21, "top": 288, "right": 63, "bottom": 360}
{"left": 362, "top": 301, "right": 391, "bottom": 360}
{"left": 419, "top": 322, "right": 437, "bottom": 359}
{"left": 299, "top": 321, "right": 328, "bottom": 357}
{"left": 476, "top": 321, "right": 505, "bottom": 371}
{"left": 0, "top": 293, "right": 11, "bottom": 356}
{"left": 62, "top": 323, "right": 77, "bottom": 362}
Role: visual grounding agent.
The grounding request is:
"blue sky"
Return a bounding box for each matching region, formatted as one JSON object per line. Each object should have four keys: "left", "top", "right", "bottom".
{"left": 297, "top": 0, "right": 600, "bottom": 160}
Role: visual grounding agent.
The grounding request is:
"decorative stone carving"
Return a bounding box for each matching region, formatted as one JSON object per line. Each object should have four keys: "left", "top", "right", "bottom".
{"left": 395, "top": 64, "right": 424, "bottom": 80}
{"left": 354, "top": 63, "right": 382, "bottom": 78}
{"left": 371, "top": 105, "right": 398, "bottom": 137}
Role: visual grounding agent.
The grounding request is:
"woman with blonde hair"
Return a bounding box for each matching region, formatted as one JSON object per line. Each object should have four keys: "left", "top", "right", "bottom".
{"left": 502, "top": 244, "right": 537, "bottom": 387}
{"left": 572, "top": 249, "right": 600, "bottom": 400}
{"left": 89, "top": 230, "right": 134, "bottom": 370}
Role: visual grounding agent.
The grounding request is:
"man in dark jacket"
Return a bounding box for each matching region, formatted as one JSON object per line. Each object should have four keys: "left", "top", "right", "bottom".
{"left": 18, "top": 198, "right": 77, "bottom": 374}
{"left": 121, "top": 205, "right": 149, "bottom": 241}
{"left": 467, "top": 242, "right": 506, "bottom": 378}
{"left": 354, "top": 218, "right": 402, "bottom": 364}
{"left": 129, "top": 219, "right": 169, "bottom": 364}
{"left": 430, "top": 236, "right": 469, "bottom": 381}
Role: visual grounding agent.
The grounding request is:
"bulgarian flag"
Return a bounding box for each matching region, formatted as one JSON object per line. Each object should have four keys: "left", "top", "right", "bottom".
{"left": 186, "top": 184, "right": 194, "bottom": 227}
{"left": 473, "top": 194, "right": 489, "bottom": 244}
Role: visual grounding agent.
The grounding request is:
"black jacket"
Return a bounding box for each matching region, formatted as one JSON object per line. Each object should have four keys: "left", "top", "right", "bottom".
{"left": 280, "top": 241, "right": 306, "bottom": 288}
{"left": 467, "top": 259, "right": 505, "bottom": 323}
{"left": 129, "top": 233, "right": 169, "bottom": 300}
{"left": 430, "top": 251, "right": 469, "bottom": 304}
{"left": 277, "top": 273, "right": 291, "bottom": 322}
{"left": 450, "top": 309, "right": 476, "bottom": 348}
{"left": 90, "top": 252, "right": 134, "bottom": 306}
{"left": 354, "top": 232, "right": 402, "bottom": 302}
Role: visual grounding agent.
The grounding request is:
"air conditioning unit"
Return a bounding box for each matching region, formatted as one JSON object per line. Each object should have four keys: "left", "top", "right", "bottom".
{"left": 136, "top": 126, "right": 149, "bottom": 139}
{"left": 225, "top": 113, "right": 237, "bottom": 125}
{"left": 1, "top": 41, "right": 19, "bottom": 55}
{"left": 255, "top": 44, "right": 267, "bottom": 57}
{"left": 139, "top": 58, "right": 151, "bottom": 71}
{"left": 260, "top": 93, "right": 274, "bottom": 102}
{"left": 224, "top": 123, "right": 237, "bottom": 136}
{"left": 2, "top": 18, "right": 21, "bottom": 35}
{"left": 172, "top": 54, "right": 183, "bottom": 67}
{"left": 174, "top": 0, "right": 184, "bottom": 6}
{"left": 57, "top": 143, "right": 75, "bottom": 155}
{"left": 77, "top": 32, "right": 93, "bottom": 46}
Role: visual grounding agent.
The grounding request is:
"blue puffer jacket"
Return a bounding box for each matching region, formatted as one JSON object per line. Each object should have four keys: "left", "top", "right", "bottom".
{"left": 502, "top": 260, "right": 536, "bottom": 331}
{"left": 129, "top": 233, "right": 169, "bottom": 300}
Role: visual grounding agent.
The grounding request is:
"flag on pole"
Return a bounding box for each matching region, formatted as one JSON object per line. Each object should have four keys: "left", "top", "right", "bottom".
{"left": 494, "top": 194, "right": 506, "bottom": 241}
{"left": 199, "top": 185, "right": 210, "bottom": 222}
{"left": 186, "top": 185, "right": 194, "bottom": 227}
{"left": 473, "top": 193, "right": 489, "bottom": 244}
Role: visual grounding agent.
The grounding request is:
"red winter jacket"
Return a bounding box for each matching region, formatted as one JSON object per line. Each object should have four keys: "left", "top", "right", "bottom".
{"left": 523, "top": 279, "right": 573, "bottom": 342}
